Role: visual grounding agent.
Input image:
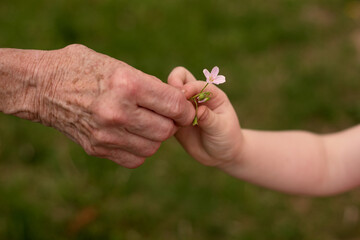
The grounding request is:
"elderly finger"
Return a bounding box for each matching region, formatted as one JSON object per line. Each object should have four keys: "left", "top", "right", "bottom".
{"left": 136, "top": 77, "right": 195, "bottom": 126}
{"left": 83, "top": 142, "right": 145, "bottom": 168}
{"left": 126, "top": 107, "right": 178, "bottom": 141}
{"left": 90, "top": 127, "right": 162, "bottom": 157}
{"left": 91, "top": 89, "right": 178, "bottom": 140}
{"left": 102, "top": 148, "right": 147, "bottom": 169}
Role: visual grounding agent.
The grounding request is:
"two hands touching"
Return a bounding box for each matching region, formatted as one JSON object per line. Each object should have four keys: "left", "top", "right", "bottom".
{"left": 0, "top": 44, "right": 236, "bottom": 169}
{"left": 168, "top": 67, "right": 243, "bottom": 168}
{"left": 1, "top": 44, "right": 360, "bottom": 196}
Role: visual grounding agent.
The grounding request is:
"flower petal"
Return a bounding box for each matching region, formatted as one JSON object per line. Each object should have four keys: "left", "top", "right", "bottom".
{"left": 213, "top": 75, "right": 226, "bottom": 85}
{"left": 198, "top": 98, "right": 209, "bottom": 103}
{"left": 211, "top": 66, "right": 219, "bottom": 77}
{"left": 203, "top": 69, "right": 210, "bottom": 79}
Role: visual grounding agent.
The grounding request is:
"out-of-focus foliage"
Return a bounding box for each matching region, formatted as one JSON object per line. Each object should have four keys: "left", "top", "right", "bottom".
{"left": 0, "top": 0, "right": 359, "bottom": 239}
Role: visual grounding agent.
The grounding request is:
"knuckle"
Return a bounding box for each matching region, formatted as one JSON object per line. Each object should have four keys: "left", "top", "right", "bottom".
{"left": 110, "top": 155, "right": 145, "bottom": 169}
{"left": 63, "top": 43, "right": 88, "bottom": 52}
{"left": 168, "top": 92, "right": 186, "bottom": 118}
{"left": 92, "top": 130, "right": 112, "bottom": 145}
{"left": 84, "top": 145, "right": 104, "bottom": 158}
{"left": 142, "top": 142, "right": 161, "bottom": 157}
{"left": 97, "top": 108, "right": 128, "bottom": 126}
{"left": 92, "top": 130, "right": 105, "bottom": 144}
{"left": 158, "top": 122, "right": 175, "bottom": 141}
{"left": 111, "top": 68, "right": 138, "bottom": 95}
{"left": 83, "top": 146, "right": 94, "bottom": 156}
{"left": 124, "top": 157, "right": 146, "bottom": 169}
{"left": 124, "top": 79, "right": 138, "bottom": 97}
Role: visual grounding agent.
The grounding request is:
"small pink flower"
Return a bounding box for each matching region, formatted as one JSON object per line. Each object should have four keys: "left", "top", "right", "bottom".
{"left": 203, "top": 66, "right": 226, "bottom": 85}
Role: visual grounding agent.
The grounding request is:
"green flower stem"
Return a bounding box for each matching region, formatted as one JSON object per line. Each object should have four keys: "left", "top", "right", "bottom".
{"left": 199, "top": 83, "right": 209, "bottom": 94}
{"left": 192, "top": 97, "right": 199, "bottom": 126}
{"left": 191, "top": 83, "right": 209, "bottom": 101}
{"left": 191, "top": 82, "right": 209, "bottom": 126}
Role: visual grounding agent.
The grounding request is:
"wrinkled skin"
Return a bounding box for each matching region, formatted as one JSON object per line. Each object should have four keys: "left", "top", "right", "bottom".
{"left": 0, "top": 45, "right": 195, "bottom": 168}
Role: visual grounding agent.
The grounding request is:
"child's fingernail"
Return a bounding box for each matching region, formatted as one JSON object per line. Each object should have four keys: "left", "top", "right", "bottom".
{"left": 181, "top": 89, "right": 186, "bottom": 94}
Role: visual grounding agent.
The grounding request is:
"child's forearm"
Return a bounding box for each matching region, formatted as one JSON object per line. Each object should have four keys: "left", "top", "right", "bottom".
{"left": 220, "top": 126, "right": 360, "bottom": 196}
{"left": 322, "top": 125, "right": 360, "bottom": 194}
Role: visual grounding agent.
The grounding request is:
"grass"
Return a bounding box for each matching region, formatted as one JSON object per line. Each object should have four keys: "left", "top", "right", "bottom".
{"left": 1, "top": 0, "right": 360, "bottom": 239}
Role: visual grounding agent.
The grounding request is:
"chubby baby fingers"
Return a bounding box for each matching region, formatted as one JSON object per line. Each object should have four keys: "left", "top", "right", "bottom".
{"left": 167, "top": 66, "right": 197, "bottom": 89}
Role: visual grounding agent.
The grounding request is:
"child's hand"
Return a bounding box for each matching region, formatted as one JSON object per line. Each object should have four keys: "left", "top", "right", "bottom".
{"left": 168, "top": 67, "right": 244, "bottom": 168}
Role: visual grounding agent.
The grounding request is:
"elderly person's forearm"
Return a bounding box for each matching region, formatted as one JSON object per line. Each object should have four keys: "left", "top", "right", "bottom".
{"left": 0, "top": 48, "right": 52, "bottom": 121}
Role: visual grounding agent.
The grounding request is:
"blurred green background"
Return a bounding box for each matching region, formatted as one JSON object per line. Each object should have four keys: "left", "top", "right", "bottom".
{"left": 1, "top": 0, "right": 360, "bottom": 239}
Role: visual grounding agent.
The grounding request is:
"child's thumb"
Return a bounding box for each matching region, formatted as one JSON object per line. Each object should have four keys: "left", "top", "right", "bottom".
{"left": 197, "top": 106, "right": 219, "bottom": 134}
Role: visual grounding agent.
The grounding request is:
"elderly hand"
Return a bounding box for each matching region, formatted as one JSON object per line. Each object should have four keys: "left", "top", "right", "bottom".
{"left": 0, "top": 45, "right": 195, "bottom": 168}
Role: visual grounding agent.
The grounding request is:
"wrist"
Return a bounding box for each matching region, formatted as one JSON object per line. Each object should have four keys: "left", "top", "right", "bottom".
{"left": 34, "top": 47, "right": 73, "bottom": 126}
{"left": 0, "top": 48, "right": 53, "bottom": 121}
{"left": 217, "top": 129, "right": 248, "bottom": 176}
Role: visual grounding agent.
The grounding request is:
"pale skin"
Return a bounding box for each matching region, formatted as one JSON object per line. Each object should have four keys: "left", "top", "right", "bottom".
{"left": 168, "top": 67, "right": 360, "bottom": 196}
{"left": 0, "top": 44, "right": 195, "bottom": 168}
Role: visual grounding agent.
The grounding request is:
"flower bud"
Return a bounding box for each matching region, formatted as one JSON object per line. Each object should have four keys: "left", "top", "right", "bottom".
{"left": 197, "top": 92, "right": 212, "bottom": 103}
{"left": 197, "top": 92, "right": 206, "bottom": 101}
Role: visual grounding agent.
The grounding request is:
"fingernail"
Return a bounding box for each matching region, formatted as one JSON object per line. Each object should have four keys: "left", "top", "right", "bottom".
{"left": 181, "top": 89, "right": 186, "bottom": 94}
